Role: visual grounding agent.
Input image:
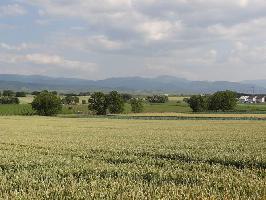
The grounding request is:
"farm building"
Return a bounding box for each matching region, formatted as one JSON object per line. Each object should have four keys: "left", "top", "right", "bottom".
{"left": 239, "top": 96, "right": 249, "bottom": 103}
{"left": 256, "top": 96, "right": 265, "bottom": 103}
{"left": 247, "top": 96, "right": 257, "bottom": 103}
{"left": 239, "top": 95, "right": 266, "bottom": 103}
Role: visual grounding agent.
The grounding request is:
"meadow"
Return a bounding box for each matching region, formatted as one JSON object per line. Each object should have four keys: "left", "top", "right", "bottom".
{"left": 0, "top": 104, "right": 34, "bottom": 116}
{"left": 1, "top": 102, "right": 266, "bottom": 116}
{"left": 0, "top": 116, "right": 265, "bottom": 199}
{"left": 120, "top": 112, "right": 266, "bottom": 120}
{"left": 2, "top": 95, "right": 266, "bottom": 116}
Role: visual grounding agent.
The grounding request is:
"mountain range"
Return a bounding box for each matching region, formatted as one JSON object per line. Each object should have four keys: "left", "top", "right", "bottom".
{"left": 0, "top": 74, "right": 265, "bottom": 94}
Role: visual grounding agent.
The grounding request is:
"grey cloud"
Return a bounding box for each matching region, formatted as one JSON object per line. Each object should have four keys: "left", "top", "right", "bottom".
{"left": 3, "top": 0, "right": 266, "bottom": 80}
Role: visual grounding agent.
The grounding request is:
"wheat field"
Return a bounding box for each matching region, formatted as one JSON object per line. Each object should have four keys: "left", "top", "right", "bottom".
{"left": 0, "top": 116, "right": 265, "bottom": 199}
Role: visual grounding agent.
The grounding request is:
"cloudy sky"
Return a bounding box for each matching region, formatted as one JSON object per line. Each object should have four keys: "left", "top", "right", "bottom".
{"left": 0, "top": 0, "right": 266, "bottom": 81}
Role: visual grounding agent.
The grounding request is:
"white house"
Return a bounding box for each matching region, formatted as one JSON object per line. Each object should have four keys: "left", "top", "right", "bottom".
{"left": 239, "top": 96, "right": 249, "bottom": 103}
{"left": 239, "top": 95, "right": 266, "bottom": 104}
{"left": 256, "top": 96, "right": 265, "bottom": 103}
{"left": 247, "top": 96, "right": 257, "bottom": 103}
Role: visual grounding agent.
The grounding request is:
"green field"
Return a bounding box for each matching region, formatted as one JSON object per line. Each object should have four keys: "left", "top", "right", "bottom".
{"left": 0, "top": 104, "right": 34, "bottom": 116}
{"left": 0, "top": 117, "right": 265, "bottom": 199}
{"left": 143, "top": 101, "right": 191, "bottom": 113}
{"left": 61, "top": 101, "right": 191, "bottom": 114}
{"left": 1, "top": 97, "right": 266, "bottom": 116}
{"left": 67, "top": 101, "right": 266, "bottom": 114}
{"left": 236, "top": 103, "right": 266, "bottom": 112}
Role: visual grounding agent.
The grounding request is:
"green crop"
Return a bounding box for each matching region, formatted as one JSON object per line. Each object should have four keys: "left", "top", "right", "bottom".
{"left": 0, "top": 104, "right": 34, "bottom": 116}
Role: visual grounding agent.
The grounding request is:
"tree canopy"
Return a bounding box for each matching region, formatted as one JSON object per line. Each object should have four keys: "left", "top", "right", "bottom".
{"left": 15, "top": 92, "right": 27, "bottom": 97}
{"left": 2, "top": 90, "right": 15, "bottom": 97}
{"left": 187, "top": 95, "right": 207, "bottom": 112}
{"left": 208, "top": 91, "right": 237, "bottom": 111}
{"left": 0, "top": 97, "right": 20, "bottom": 104}
{"left": 107, "top": 91, "right": 124, "bottom": 114}
{"left": 31, "top": 91, "right": 62, "bottom": 116}
{"left": 88, "top": 91, "right": 126, "bottom": 115}
{"left": 187, "top": 90, "right": 237, "bottom": 112}
{"left": 88, "top": 92, "right": 108, "bottom": 115}
{"left": 130, "top": 98, "right": 144, "bottom": 113}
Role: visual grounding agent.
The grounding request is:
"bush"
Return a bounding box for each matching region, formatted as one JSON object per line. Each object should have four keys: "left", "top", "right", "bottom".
{"left": 74, "top": 97, "right": 80, "bottom": 104}
{"left": 32, "top": 91, "right": 41, "bottom": 96}
{"left": 65, "top": 93, "right": 78, "bottom": 97}
{"left": 107, "top": 91, "right": 124, "bottom": 114}
{"left": 147, "top": 95, "right": 168, "bottom": 103}
{"left": 15, "top": 92, "right": 27, "bottom": 97}
{"left": 51, "top": 91, "right": 58, "bottom": 95}
{"left": 3, "top": 90, "right": 15, "bottom": 97}
{"left": 121, "top": 93, "right": 133, "bottom": 102}
{"left": 31, "top": 91, "right": 62, "bottom": 116}
{"left": 183, "top": 98, "right": 189, "bottom": 103}
{"left": 82, "top": 100, "right": 86, "bottom": 104}
{"left": 88, "top": 92, "right": 108, "bottom": 115}
{"left": 62, "top": 96, "right": 79, "bottom": 105}
{"left": 0, "top": 97, "right": 20, "bottom": 104}
{"left": 187, "top": 95, "right": 208, "bottom": 112}
{"left": 130, "top": 98, "right": 144, "bottom": 113}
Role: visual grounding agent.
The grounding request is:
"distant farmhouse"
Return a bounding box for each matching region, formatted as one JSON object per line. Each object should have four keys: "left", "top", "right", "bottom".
{"left": 239, "top": 95, "right": 265, "bottom": 103}
{"left": 239, "top": 96, "right": 249, "bottom": 103}
{"left": 256, "top": 95, "right": 266, "bottom": 103}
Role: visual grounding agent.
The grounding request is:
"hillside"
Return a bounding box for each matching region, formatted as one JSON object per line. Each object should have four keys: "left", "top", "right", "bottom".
{"left": 241, "top": 79, "right": 266, "bottom": 89}
{"left": 0, "top": 74, "right": 265, "bottom": 94}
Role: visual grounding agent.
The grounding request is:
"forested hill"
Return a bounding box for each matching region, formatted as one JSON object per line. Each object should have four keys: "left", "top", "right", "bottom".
{"left": 0, "top": 74, "right": 265, "bottom": 94}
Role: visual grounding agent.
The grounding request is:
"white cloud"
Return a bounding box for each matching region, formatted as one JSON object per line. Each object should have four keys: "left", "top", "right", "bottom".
{"left": 238, "top": 0, "right": 249, "bottom": 7}
{"left": 208, "top": 17, "right": 266, "bottom": 40}
{"left": 0, "top": 53, "right": 98, "bottom": 73}
{"left": 0, "top": 4, "right": 27, "bottom": 17}
{"left": 0, "top": 43, "right": 31, "bottom": 51}
{"left": 137, "top": 20, "right": 183, "bottom": 41}
{"left": 230, "top": 42, "right": 266, "bottom": 64}
{"left": 88, "top": 35, "right": 124, "bottom": 50}
{"left": 24, "top": 54, "right": 97, "bottom": 72}
{"left": 24, "top": 54, "right": 63, "bottom": 65}
{"left": 57, "top": 35, "right": 126, "bottom": 52}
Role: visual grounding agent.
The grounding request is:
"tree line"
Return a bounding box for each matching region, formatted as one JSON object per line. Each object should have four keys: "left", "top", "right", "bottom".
{"left": 186, "top": 90, "right": 238, "bottom": 112}
{"left": 31, "top": 91, "right": 144, "bottom": 116}
{"left": 1, "top": 89, "right": 239, "bottom": 115}
{"left": 31, "top": 91, "right": 171, "bottom": 116}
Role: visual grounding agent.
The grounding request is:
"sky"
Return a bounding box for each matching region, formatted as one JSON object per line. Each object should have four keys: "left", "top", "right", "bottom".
{"left": 0, "top": 0, "right": 266, "bottom": 81}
